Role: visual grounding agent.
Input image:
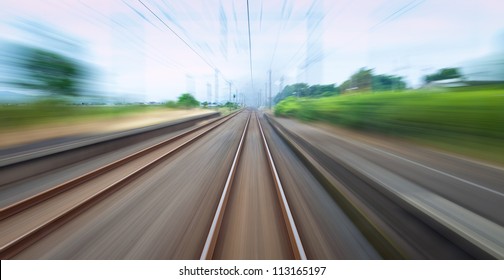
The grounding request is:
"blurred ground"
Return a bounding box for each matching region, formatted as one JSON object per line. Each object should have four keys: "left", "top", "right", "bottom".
{"left": 311, "top": 121, "right": 504, "bottom": 168}
{"left": 0, "top": 108, "right": 213, "bottom": 148}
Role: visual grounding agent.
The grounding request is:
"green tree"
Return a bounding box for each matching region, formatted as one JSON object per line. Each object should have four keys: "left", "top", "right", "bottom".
{"left": 177, "top": 93, "right": 199, "bottom": 108}
{"left": 9, "top": 45, "right": 89, "bottom": 98}
{"left": 273, "top": 83, "right": 309, "bottom": 103}
{"left": 340, "top": 68, "right": 373, "bottom": 92}
{"left": 372, "top": 74, "right": 406, "bottom": 91}
{"left": 308, "top": 84, "right": 339, "bottom": 96}
{"left": 339, "top": 80, "right": 352, "bottom": 92}
{"left": 339, "top": 68, "right": 407, "bottom": 92}
{"left": 273, "top": 83, "right": 340, "bottom": 103}
{"left": 223, "top": 101, "right": 239, "bottom": 110}
{"left": 423, "top": 68, "right": 462, "bottom": 84}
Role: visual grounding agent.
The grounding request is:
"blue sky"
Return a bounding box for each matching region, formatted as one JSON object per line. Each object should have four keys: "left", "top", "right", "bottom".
{"left": 1, "top": 0, "right": 503, "bottom": 104}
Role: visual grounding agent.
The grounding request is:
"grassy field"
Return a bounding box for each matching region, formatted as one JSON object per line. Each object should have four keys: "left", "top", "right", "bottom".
{"left": 0, "top": 100, "right": 162, "bottom": 131}
{"left": 275, "top": 87, "right": 504, "bottom": 164}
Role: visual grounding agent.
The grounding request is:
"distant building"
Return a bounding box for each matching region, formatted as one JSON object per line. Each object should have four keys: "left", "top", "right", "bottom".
{"left": 424, "top": 78, "right": 467, "bottom": 88}
{"left": 423, "top": 52, "right": 504, "bottom": 88}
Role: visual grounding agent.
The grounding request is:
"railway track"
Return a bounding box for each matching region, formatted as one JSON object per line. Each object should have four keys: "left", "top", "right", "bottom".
{"left": 3, "top": 107, "right": 493, "bottom": 260}
{"left": 0, "top": 110, "right": 242, "bottom": 259}
{"left": 0, "top": 112, "right": 220, "bottom": 186}
{"left": 200, "top": 111, "right": 306, "bottom": 260}
{"left": 264, "top": 114, "right": 503, "bottom": 259}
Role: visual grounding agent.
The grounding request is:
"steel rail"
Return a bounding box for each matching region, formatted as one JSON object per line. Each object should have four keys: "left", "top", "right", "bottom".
{"left": 200, "top": 112, "right": 251, "bottom": 260}
{"left": 256, "top": 113, "right": 307, "bottom": 260}
{"left": 0, "top": 110, "right": 241, "bottom": 221}
{"left": 201, "top": 111, "right": 306, "bottom": 260}
{"left": 0, "top": 110, "right": 243, "bottom": 259}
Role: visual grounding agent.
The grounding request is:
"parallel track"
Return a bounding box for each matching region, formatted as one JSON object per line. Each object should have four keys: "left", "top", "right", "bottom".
{"left": 0, "top": 110, "right": 242, "bottom": 259}
{"left": 264, "top": 114, "right": 498, "bottom": 259}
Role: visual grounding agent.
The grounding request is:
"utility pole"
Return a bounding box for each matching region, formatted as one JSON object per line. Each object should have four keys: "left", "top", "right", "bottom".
{"left": 268, "top": 69, "right": 272, "bottom": 109}
{"left": 258, "top": 89, "right": 262, "bottom": 108}
{"left": 264, "top": 82, "right": 267, "bottom": 108}
{"left": 279, "top": 76, "right": 284, "bottom": 94}
{"left": 228, "top": 81, "right": 232, "bottom": 103}
{"left": 214, "top": 68, "right": 219, "bottom": 105}
{"left": 206, "top": 82, "right": 212, "bottom": 105}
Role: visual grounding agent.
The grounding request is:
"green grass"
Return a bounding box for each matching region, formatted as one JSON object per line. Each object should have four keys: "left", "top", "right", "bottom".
{"left": 213, "top": 105, "right": 242, "bottom": 116}
{"left": 0, "top": 100, "right": 162, "bottom": 131}
{"left": 275, "top": 87, "right": 504, "bottom": 164}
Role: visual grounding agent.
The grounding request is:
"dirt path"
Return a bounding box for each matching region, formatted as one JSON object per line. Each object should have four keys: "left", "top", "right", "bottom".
{"left": 0, "top": 109, "right": 214, "bottom": 148}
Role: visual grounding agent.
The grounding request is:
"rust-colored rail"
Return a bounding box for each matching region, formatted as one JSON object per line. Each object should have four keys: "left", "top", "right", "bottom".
{"left": 200, "top": 112, "right": 251, "bottom": 260}
{"left": 200, "top": 111, "right": 306, "bottom": 260}
{"left": 256, "top": 113, "right": 306, "bottom": 260}
{"left": 0, "top": 110, "right": 243, "bottom": 259}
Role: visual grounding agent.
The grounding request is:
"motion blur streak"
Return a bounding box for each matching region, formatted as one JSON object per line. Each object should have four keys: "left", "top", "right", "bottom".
{"left": 0, "top": 0, "right": 503, "bottom": 260}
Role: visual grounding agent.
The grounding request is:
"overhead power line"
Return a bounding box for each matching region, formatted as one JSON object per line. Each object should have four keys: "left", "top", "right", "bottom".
{"left": 246, "top": 0, "right": 254, "bottom": 89}
{"left": 137, "top": 0, "right": 217, "bottom": 71}
{"left": 369, "top": 0, "right": 426, "bottom": 31}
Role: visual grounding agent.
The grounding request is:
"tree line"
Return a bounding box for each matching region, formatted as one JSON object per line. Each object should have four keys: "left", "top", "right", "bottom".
{"left": 274, "top": 67, "right": 463, "bottom": 103}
